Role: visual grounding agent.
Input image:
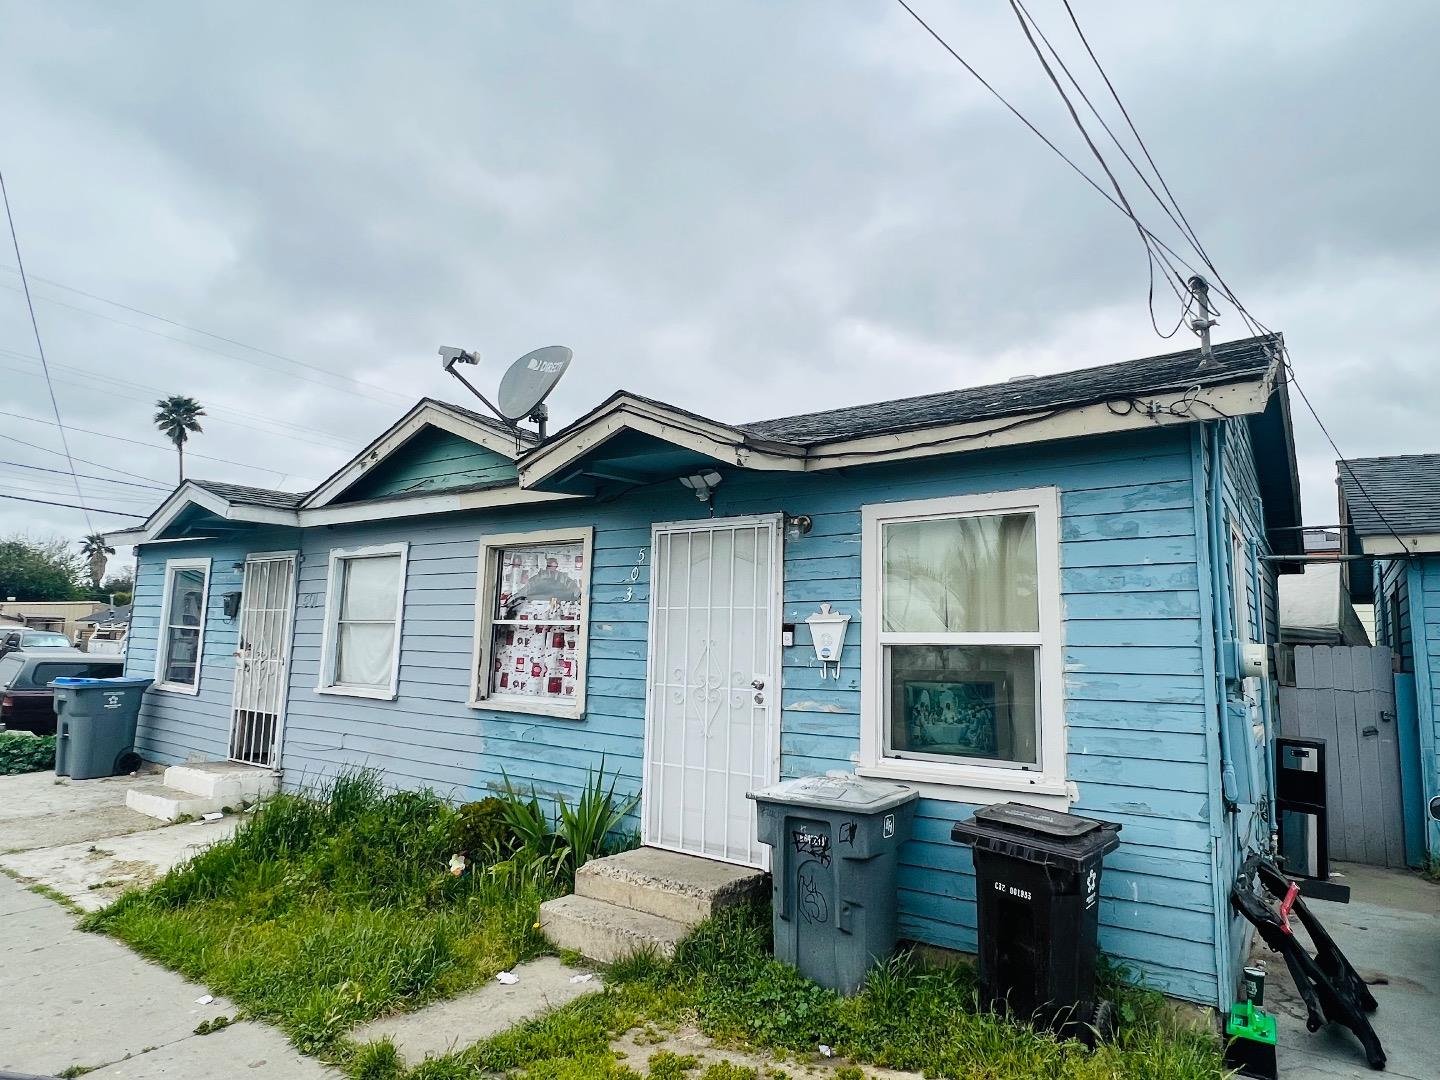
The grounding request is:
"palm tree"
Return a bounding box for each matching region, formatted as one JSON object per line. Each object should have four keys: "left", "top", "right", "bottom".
{"left": 153, "top": 395, "right": 206, "bottom": 483}
{"left": 79, "top": 533, "right": 115, "bottom": 591}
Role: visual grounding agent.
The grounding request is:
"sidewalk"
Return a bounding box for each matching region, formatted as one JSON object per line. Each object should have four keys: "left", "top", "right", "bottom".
{"left": 0, "top": 871, "right": 336, "bottom": 1078}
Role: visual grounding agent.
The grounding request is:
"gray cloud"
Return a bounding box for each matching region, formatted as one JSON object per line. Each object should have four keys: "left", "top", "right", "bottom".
{"left": 1, "top": 0, "right": 1437, "bottom": 557}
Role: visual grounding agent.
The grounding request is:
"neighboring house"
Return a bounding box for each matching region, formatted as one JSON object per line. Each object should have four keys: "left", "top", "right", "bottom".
{"left": 0, "top": 600, "right": 105, "bottom": 641}
{"left": 1339, "top": 453, "right": 1440, "bottom": 863}
{"left": 107, "top": 335, "right": 1303, "bottom": 1009}
{"left": 1278, "top": 563, "right": 1369, "bottom": 647}
{"left": 76, "top": 604, "right": 133, "bottom": 654}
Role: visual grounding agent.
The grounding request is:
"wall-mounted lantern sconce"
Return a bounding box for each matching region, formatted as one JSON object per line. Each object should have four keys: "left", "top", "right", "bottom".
{"left": 784, "top": 514, "right": 812, "bottom": 541}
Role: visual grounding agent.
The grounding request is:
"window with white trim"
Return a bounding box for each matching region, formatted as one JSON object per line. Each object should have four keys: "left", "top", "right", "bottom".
{"left": 1230, "top": 520, "right": 1254, "bottom": 642}
{"left": 155, "top": 557, "right": 211, "bottom": 693}
{"left": 471, "top": 528, "right": 593, "bottom": 719}
{"left": 319, "top": 543, "right": 408, "bottom": 699}
{"left": 860, "top": 489, "right": 1065, "bottom": 799}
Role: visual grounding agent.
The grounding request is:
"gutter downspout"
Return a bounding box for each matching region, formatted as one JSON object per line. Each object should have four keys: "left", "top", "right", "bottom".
{"left": 1209, "top": 421, "right": 1239, "bottom": 811}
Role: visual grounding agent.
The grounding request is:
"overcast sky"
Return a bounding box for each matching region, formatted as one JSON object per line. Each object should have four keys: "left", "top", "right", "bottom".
{"left": 2, "top": 1, "right": 1437, "bottom": 569}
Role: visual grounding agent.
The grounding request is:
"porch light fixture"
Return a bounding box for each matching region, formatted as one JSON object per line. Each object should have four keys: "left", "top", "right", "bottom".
{"left": 784, "top": 514, "right": 812, "bottom": 541}
{"left": 679, "top": 470, "right": 723, "bottom": 503}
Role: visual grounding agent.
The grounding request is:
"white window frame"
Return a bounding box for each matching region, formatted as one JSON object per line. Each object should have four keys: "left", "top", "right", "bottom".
{"left": 1230, "top": 519, "right": 1254, "bottom": 642}
{"left": 470, "top": 526, "right": 594, "bottom": 720}
{"left": 858, "top": 487, "right": 1068, "bottom": 807}
{"left": 154, "top": 557, "right": 212, "bottom": 695}
{"left": 316, "top": 542, "right": 409, "bottom": 700}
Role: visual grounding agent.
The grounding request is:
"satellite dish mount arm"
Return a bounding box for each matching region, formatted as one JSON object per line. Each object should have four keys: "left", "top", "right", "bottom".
{"left": 439, "top": 348, "right": 514, "bottom": 430}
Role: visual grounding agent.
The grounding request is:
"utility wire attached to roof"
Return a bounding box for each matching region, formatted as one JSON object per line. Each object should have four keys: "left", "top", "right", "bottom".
{"left": 0, "top": 168, "right": 93, "bottom": 531}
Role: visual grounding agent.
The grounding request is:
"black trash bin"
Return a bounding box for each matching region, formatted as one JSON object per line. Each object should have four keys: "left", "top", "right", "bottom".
{"left": 951, "top": 802, "right": 1121, "bottom": 1041}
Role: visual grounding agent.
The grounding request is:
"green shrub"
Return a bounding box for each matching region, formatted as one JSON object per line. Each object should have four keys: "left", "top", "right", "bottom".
{"left": 449, "top": 797, "right": 511, "bottom": 861}
{"left": 0, "top": 733, "right": 56, "bottom": 775}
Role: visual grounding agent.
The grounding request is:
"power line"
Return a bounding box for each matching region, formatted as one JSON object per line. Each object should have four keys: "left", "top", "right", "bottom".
{"left": 0, "top": 431, "right": 169, "bottom": 485}
{"left": 0, "top": 275, "right": 412, "bottom": 408}
{"left": 0, "top": 491, "right": 147, "bottom": 518}
{"left": 0, "top": 459, "right": 169, "bottom": 491}
{"left": 0, "top": 350, "right": 359, "bottom": 452}
{"left": 0, "top": 408, "right": 308, "bottom": 482}
{"left": 0, "top": 169, "right": 93, "bottom": 532}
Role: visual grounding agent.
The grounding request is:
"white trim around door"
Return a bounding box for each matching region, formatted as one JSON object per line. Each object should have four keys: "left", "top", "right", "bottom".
{"left": 228, "top": 550, "right": 299, "bottom": 768}
{"left": 642, "top": 513, "right": 784, "bottom": 868}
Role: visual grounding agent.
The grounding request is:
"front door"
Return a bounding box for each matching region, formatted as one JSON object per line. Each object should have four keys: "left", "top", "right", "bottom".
{"left": 229, "top": 551, "right": 298, "bottom": 767}
{"left": 644, "top": 515, "right": 781, "bottom": 867}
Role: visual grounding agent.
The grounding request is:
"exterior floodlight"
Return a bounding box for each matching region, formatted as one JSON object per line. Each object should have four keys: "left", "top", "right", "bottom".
{"left": 679, "top": 471, "right": 723, "bottom": 503}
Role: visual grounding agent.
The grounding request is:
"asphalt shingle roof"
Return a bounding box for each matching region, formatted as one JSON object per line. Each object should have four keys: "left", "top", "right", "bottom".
{"left": 1339, "top": 454, "right": 1440, "bottom": 537}
{"left": 427, "top": 398, "right": 541, "bottom": 444}
{"left": 189, "top": 479, "right": 306, "bottom": 510}
{"left": 740, "top": 334, "right": 1279, "bottom": 446}
{"left": 77, "top": 604, "right": 132, "bottom": 624}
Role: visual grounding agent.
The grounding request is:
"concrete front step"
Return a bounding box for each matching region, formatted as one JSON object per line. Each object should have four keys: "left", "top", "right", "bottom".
{"left": 163, "top": 762, "right": 277, "bottom": 803}
{"left": 125, "top": 780, "right": 228, "bottom": 823}
{"left": 575, "top": 847, "right": 769, "bottom": 928}
{"left": 538, "top": 893, "right": 690, "bottom": 964}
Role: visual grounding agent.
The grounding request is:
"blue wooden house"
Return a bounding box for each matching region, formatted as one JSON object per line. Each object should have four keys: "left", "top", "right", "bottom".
{"left": 108, "top": 334, "right": 1302, "bottom": 1008}
{"left": 1340, "top": 454, "right": 1440, "bottom": 865}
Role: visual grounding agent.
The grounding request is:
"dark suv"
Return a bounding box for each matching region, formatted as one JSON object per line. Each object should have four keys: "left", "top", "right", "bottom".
{"left": 0, "top": 628, "right": 75, "bottom": 657}
{"left": 0, "top": 652, "right": 124, "bottom": 735}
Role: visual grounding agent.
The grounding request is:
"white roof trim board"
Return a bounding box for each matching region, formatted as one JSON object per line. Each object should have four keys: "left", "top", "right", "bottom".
{"left": 108, "top": 337, "right": 1288, "bottom": 546}
{"left": 302, "top": 399, "right": 529, "bottom": 510}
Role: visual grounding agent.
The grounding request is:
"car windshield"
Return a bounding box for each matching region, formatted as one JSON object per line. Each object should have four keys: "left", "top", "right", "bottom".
{"left": 20, "top": 632, "right": 70, "bottom": 648}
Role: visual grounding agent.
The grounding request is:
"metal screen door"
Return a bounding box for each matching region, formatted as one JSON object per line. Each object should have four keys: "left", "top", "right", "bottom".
{"left": 644, "top": 516, "right": 781, "bottom": 867}
{"left": 229, "top": 552, "right": 297, "bottom": 767}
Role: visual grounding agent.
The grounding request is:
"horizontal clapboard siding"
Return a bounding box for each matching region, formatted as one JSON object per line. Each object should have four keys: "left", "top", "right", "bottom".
{"left": 125, "top": 425, "right": 1230, "bottom": 1005}
{"left": 126, "top": 529, "right": 301, "bottom": 763}
{"left": 338, "top": 428, "right": 517, "bottom": 501}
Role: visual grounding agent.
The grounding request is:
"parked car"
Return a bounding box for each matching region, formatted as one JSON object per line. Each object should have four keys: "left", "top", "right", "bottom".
{"left": 0, "top": 628, "right": 75, "bottom": 657}
{"left": 0, "top": 651, "right": 124, "bottom": 735}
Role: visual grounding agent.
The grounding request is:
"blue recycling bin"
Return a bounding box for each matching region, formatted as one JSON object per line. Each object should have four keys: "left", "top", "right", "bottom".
{"left": 51, "top": 677, "right": 152, "bottom": 779}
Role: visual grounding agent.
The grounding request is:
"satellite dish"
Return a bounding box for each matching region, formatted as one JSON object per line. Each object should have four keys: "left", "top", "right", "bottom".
{"left": 497, "top": 345, "right": 572, "bottom": 422}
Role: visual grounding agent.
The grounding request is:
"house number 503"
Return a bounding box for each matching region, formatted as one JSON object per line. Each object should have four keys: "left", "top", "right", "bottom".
{"left": 620, "top": 549, "right": 646, "bottom": 602}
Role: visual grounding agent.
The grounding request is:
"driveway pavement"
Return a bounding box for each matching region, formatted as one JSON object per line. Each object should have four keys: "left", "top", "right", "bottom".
{"left": 1258, "top": 862, "right": 1439, "bottom": 1080}
{"left": 0, "top": 874, "right": 336, "bottom": 1079}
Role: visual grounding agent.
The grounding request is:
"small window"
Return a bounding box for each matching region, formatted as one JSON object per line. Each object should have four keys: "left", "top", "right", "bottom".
{"left": 860, "top": 489, "right": 1065, "bottom": 801}
{"left": 1230, "top": 521, "right": 1253, "bottom": 642}
{"left": 318, "top": 544, "right": 408, "bottom": 699}
{"left": 155, "top": 558, "right": 211, "bottom": 693}
{"left": 0, "top": 655, "right": 24, "bottom": 689}
{"left": 471, "top": 528, "right": 593, "bottom": 719}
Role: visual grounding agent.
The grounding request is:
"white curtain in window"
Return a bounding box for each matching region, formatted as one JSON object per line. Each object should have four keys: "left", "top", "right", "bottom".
{"left": 882, "top": 513, "right": 1038, "bottom": 633}
{"left": 334, "top": 554, "right": 401, "bottom": 689}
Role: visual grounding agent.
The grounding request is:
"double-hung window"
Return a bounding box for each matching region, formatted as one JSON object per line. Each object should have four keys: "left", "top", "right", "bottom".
{"left": 319, "top": 543, "right": 408, "bottom": 699}
{"left": 860, "top": 488, "right": 1065, "bottom": 802}
{"left": 155, "top": 557, "right": 211, "bottom": 694}
{"left": 471, "top": 527, "right": 593, "bottom": 719}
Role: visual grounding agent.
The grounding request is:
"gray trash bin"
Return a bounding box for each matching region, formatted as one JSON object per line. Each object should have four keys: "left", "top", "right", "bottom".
{"left": 52, "top": 677, "right": 152, "bottom": 780}
{"left": 749, "top": 774, "right": 917, "bottom": 994}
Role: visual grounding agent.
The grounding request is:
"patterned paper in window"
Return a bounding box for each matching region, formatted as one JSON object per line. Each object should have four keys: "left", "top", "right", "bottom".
{"left": 489, "top": 542, "right": 584, "bottom": 702}
{"left": 881, "top": 513, "right": 1038, "bottom": 633}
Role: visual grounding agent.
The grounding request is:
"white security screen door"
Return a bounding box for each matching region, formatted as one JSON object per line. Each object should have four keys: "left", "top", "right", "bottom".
{"left": 229, "top": 552, "right": 297, "bottom": 767}
{"left": 644, "top": 515, "right": 782, "bottom": 867}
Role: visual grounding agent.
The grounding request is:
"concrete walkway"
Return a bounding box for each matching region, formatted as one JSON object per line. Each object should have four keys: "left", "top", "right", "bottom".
{"left": 1259, "top": 863, "right": 1439, "bottom": 1080}
{"left": 0, "top": 769, "right": 165, "bottom": 854}
{"left": 0, "top": 874, "right": 336, "bottom": 1078}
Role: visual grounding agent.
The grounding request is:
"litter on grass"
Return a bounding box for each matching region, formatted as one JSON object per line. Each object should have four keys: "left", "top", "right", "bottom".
{"left": 496, "top": 971, "right": 519, "bottom": 985}
{"left": 569, "top": 973, "right": 595, "bottom": 985}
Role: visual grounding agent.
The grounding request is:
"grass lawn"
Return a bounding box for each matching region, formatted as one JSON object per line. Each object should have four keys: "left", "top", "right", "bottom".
{"left": 347, "top": 907, "right": 1227, "bottom": 1080}
{"left": 83, "top": 772, "right": 553, "bottom": 1056}
{"left": 84, "top": 772, "right": 1228, "bottom": 1078}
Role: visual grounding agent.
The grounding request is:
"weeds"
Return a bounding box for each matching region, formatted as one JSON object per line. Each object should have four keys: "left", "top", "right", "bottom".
{"left": 85, "top": 771, "right": 553, "bottom": 1058}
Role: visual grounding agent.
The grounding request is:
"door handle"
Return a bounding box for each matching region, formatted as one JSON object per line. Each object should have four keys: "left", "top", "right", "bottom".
{"left": 753, "top": 692, "right": 765, "bottom": 705}
{"left": 751, "top": 677, "right": 765, "bottom": 690}
{"left": 1361, "top": 725, "right": 1379, "bottom": 738}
